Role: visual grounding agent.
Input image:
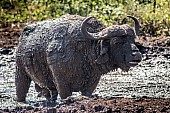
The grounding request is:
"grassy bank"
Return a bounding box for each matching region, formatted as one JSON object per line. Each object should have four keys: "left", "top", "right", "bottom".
{"left": 0, "top": 0, "right": 169, "bottom": 36}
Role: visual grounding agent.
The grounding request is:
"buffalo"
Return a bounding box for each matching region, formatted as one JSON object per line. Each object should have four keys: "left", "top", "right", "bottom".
{"left": 15, "top": 14, "right": 142, "bottom": 102}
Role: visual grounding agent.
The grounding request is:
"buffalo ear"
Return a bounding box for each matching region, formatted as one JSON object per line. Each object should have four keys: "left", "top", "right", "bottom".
{"left": 95, "top": 53, "right": 109, "bottom": 64}
{"left": 95, "top": 44, "right": 109, "bottom": 64}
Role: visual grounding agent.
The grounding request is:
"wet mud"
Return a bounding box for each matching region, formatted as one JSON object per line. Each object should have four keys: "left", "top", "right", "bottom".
{"left": 0, "top": 25, "right": 170, "bottom": 112}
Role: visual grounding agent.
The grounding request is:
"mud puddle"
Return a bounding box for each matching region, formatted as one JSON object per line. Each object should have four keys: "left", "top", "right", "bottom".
{"left": 0, "top": 46, "right": 170, "bottom": 110}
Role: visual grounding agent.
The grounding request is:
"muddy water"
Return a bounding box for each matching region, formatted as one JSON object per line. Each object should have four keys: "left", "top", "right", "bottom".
{"left": 96, "top": 55, "right": 170, "bottom": 98}
{"left": 0, "top": 47, "right": 170, "bottom": 109}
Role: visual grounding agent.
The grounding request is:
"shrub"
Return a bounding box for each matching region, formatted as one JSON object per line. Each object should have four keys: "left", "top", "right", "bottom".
{"left": 0, "top": 0, "right": 169, "bottom": 36}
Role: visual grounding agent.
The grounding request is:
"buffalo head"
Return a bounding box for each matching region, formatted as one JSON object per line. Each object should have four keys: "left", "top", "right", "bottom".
{"left": 81, "top": 16, "right": 142, "bottom": 71}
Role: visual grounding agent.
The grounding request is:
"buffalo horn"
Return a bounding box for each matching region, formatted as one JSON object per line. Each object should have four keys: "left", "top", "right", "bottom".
{"left": 81, "top": 17, "right": 104, "bottom": 40}
{"left": 127, "top": 16, "right": 140, "bottom": 35}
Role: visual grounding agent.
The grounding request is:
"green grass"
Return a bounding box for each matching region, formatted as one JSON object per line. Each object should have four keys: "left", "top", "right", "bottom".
{"left": 0, "top": 0, "right": 169, "bottom": 36}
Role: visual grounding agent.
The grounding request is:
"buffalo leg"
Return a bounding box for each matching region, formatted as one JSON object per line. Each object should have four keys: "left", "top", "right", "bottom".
{"left": 58, "top": 87, "right": 72, "bottom": 99}
{"left": 81, "top": 77, "right": 101, "bottom": 97}
{"left": 56, "top": 81, "right": 72, "bottom": 99}
{"left": 47, "top": 86, "right": 58, "bottom": 101}
{"left": 35, "top": 83, "right": 58, "bottom": 101}
{"left": 49, "top": 89, "right": 58, "bottom": 101}
{"left": 35, "top": 84, "right": 51, "bottom": 99}
{"left": 15, "top": 65, "right": 31, "bottom": 102}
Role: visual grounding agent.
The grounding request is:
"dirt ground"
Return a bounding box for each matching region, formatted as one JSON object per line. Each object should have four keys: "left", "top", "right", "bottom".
{"left": 0, "top": 22, "right": 22, "bottom": 48}
{"left": 1, "top": 97, "right": 170, "bottom": 112}
{"left": 0, "top": 23, "right": 170, "bottom": 112}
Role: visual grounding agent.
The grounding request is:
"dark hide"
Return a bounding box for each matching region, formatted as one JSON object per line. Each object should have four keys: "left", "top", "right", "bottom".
{"left": 15, "top": 14, "right": 142, "bottom": 102}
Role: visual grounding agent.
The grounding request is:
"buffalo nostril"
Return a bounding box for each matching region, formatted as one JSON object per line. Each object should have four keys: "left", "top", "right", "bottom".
{"left": 132, "top": 52, "right": 142, "bottom": 61}
{"left": 132, "top": 51, "right": 139, "bottom": 56}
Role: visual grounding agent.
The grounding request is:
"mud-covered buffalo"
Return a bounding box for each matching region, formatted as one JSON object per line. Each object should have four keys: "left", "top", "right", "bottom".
{"left": 15, "top": 14, "right": 142, "bottom": 102}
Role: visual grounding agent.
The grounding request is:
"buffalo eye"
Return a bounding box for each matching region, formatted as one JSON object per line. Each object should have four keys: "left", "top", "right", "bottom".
{"left": 115, "top": 42, "right": 124, "bottom": 45}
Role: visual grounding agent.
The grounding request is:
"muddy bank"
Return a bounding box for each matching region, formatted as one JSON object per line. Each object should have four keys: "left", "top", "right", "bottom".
{"left": 1, "top": 24, "right": 170, "bottom": 112}
{"left": 0, "top": 43, "right": 170, "bottom": 112}
{"left": 1, "top": 97, "right": 170, "bottom": 112}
